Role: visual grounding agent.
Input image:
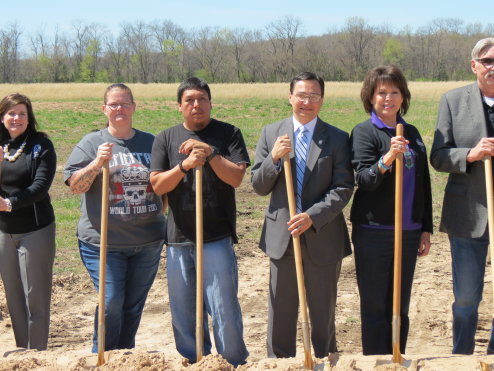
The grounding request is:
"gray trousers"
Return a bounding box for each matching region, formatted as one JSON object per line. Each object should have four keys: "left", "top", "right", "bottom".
{"left": 0, "top": 222, "right": 55, "bottom": 350}
{"left": 267, "top": 240, "right": 342, "bottom": 358}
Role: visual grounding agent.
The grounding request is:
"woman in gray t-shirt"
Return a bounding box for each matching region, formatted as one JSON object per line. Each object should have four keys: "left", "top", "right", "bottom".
{"left": 64, "top": 83, "right": 165, "bottom": 352}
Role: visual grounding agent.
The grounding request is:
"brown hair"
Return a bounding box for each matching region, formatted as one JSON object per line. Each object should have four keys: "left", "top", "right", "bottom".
{"left": 0, "top": 93, "right": 40, "bottom": 141}
{"left": 103, "top": 83, "right": 134, "bottom": 104}
{"left": 360, "top": 65, "right": 411, "bottom": 116}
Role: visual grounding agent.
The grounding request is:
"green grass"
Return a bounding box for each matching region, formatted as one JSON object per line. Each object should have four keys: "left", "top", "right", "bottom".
{"left": 34, "top": 95, "right": 446, "bottom": 274}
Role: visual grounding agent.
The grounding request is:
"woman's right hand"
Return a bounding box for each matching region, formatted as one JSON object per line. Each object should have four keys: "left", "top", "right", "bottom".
{"left": 387, "top": 135, "right": 409, "bottom": 160}
{"left": 0, "top": 197, "right": 9, "bottom": 212}
{"left": 378, "top": 135, "right": 410, "bottom": 173}
{"left": 94, "top": 142, "right": 113, "bottom": 168}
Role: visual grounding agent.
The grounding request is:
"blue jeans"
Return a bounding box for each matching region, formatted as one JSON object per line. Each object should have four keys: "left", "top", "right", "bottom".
{"left": 167, "top": 237, "right": 248, "bottom": 366}
{"left": 79, "top": 239, "right": 163, "bottom": 353}
{"left": 450, "top": 235, "right": 494, "bottom": 354}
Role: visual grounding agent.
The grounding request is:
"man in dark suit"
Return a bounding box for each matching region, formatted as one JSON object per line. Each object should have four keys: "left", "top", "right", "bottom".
{"left": 431, "top": 37, "right": 494, "bottom": 354}
{"left": 251, "top": 72, "right": 354, "bottom": 358}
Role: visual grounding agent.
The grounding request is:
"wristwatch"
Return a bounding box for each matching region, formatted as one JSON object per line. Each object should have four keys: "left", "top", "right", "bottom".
{"left": 207, "top": 147, "right": 218, "bottom": 162}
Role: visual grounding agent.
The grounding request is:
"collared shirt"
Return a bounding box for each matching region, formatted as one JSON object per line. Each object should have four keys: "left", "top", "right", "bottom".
{"left": 274, "top": 116, "right": 318, "bottom": 173}
{"left": 293, "top": 116, "right": 317, "bottom": 147}
{"left": 484, "top": 95, "right": 494, "bottom": 107}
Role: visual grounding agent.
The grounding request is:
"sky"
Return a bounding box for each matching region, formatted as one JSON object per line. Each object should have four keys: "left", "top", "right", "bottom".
{"left": 5, "top": 0, "right": 492, "bottom": 38}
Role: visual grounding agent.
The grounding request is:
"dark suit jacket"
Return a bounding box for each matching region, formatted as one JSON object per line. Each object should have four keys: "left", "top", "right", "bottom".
{"left": 251, "top": 117, "right": 354, "bottom": 265}
{"left": 430, "top": 82, "right": 489, "bottom": 238}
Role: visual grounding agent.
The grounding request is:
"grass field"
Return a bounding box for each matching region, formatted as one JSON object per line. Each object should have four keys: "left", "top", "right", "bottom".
{"left": 12, "top": 81, "right": 459, "bottom": 274}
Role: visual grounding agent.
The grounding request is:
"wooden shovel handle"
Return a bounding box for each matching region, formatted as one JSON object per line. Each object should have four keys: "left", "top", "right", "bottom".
{"left": 392, "top": 124, "right": 404, "bottom": 364}
{"left": 393, "top": 124, "right": 404, "bottom": 315}
{"left": 283, "top": 154, "right": 314, "bottom": 370}
{"left": 97, "top": 161, "right": 109, "bottom": 366}
{"left": 484, "top": 158, "right": 494, "bottom": 312}
{"left": 195, "top": 166, "right": 204, "bottom": 362}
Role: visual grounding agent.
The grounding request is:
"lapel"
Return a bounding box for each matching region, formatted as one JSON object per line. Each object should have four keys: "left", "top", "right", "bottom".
{"left": 303, "top": 118, "right": 326, "bottom": 188}
{"left": 467, "top": 82, "right": 488, "bottom": 138}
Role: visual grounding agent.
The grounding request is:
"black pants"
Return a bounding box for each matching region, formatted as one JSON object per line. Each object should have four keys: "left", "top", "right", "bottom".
{"left": 352, "top": 225, "right": 420, "bottom": 355}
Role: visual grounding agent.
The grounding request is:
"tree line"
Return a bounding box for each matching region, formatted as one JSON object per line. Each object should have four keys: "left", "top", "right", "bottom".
{"left": 1, "top": 16, "right": 493, "bottom": 84}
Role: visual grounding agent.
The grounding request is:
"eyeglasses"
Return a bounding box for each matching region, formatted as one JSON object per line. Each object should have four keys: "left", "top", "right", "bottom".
{"left": 106, "top": 103, "right": 133, "bottom": 110}
{"left": 294, "top": 93, "right": 322, "bottom": 103}
{"left": 475, "top": 58, "right": 494, "bottom": 69}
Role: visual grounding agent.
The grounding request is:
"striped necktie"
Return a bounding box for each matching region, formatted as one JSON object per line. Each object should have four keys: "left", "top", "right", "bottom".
{"left": 295, "top": 127, "right": 309, "bottom": 213}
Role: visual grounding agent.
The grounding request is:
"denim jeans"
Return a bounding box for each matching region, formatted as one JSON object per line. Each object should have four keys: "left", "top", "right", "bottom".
{"left": 450, "top": 235, "right": 494, "bottom": 354}
{"left": 167, "top": 237, "right": 248, "bottom": 366}
{"left": 79, "top": 239, "right": 163, "bottom": 353}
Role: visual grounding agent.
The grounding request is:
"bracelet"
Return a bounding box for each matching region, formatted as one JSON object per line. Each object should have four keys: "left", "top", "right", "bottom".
{"left": 178, "top": 160, "right": 188, "bottom": 174}
{"left": 4, "top": 198, "right": 12, "bottom": 212}
{"left": 378, "top": 156, "right": 391, "bottom": 171}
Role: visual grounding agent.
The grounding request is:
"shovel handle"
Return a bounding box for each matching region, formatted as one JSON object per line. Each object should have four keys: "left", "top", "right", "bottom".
{"left": 392, "top": 124, "right": 404, "bottom": 364}
{"left": 195, "top": 166, "right": 204, "bottom": 362}
{"left": 484, "top": 158, "right": 494, "bottom": 313}
{"left": 97, "top": 161, "right": 110, "bottom": 366}
{"left": 283, "top": 154, "right": 314, "bottom": 370}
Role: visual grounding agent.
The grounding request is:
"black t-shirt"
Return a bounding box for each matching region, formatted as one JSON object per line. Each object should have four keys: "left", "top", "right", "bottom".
{"left": 151, "top": 119, "right": 250, "bottom": 245}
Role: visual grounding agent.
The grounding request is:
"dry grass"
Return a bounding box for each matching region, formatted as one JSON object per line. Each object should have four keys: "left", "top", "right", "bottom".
{"left": 0, "top": 81, "right": 474, "bottom": 102}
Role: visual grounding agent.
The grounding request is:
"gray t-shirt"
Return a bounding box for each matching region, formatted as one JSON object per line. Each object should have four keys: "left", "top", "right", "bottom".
{"left": 64, "top": 128, "right": 165, "bottom": 248}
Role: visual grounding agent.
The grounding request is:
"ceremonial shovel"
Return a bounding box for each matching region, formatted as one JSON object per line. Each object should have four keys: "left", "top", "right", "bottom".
{"left": 480, "top": 157, "right": 494, "bottom": 371}
{"left": 195, "top": 166, "right": 204, "bottom": 363}
{"left": 283, "top": 154, "right": 314, "bottom": 370}
{"left": 392, "top": 123, "right": 405, "bottom": 364}
{"left": 97, "top": 161, "right": 110, "bottom": 366}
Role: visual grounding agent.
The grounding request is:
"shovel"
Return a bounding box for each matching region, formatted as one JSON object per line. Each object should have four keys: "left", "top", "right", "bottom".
{"left": 480, "top": 157, "right": 494, "bottom": 371}
{"left": 195, "top": 166, "right": 204, "bottom": 363}
{"left": 392, "top": 123, "right": 405, "bottom": 364}
{"left": 283, "top": 154, "right": 314, "bottom": 370}
{"left": 96, "top": 161, "right": 110, "bottom": 366}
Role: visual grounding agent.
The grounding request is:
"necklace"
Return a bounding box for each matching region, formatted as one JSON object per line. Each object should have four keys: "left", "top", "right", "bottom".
{"left": 3, "top": 141, "right": 27, "bottom": 162}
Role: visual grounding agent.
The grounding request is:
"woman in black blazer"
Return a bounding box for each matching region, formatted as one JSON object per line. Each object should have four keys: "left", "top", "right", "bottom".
{"left": 350, "top": 65, "right": 433, "bottom": 355}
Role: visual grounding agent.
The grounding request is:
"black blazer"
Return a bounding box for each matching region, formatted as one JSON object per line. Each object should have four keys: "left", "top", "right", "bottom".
{"left": 349, "top": 119, "right": 433, "bottom": 233}
{"left": 0, "top": 132, "right": 56, "bottom": 233}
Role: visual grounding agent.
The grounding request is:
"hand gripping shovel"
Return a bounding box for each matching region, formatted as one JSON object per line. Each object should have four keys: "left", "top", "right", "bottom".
{"left": 195, "top": 166, "right": 204, "bottom": 363}
{"left": 97, "top": 161, "right": 110, "bottom": 366}
{"left": 283, "top": 154, "right": 314, "bottom": 370}
{"left": 392, "top": 123, "right": 405, "bottom": 364}
{"left": 481, "top": 157, "right": 494, "bottom": 371}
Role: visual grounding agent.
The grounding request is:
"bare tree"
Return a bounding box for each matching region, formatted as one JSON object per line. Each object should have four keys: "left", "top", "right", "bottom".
{"left": 150, "top": 20, "right": 187, "bottom": 82}
{"left": 103, "top": 33, "right": 129, "bottom": 82}
{"left": 6, "top": 17, "right": 494, "bottom": 83}
{"left": 190, "top": 26, "right": 229, "bottom": 82}
{"left": 0, "top": 24, "right": 21, "bottom": 82}
{"left": 223, "top": 28, "right": 253, "bottom": 82}
{"left": 121, "top": 21, "right": 154, "bottom": 82}
{"left": 265, "top": 15, "right": 302, "bottom": 80}
{"left": 336, "top": 17, "right": 376, "bottom": 81}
